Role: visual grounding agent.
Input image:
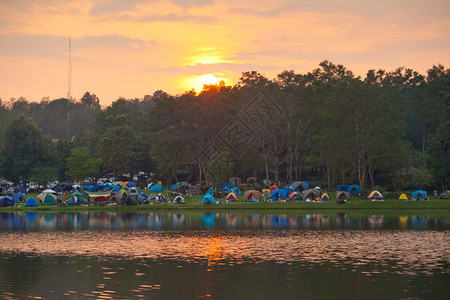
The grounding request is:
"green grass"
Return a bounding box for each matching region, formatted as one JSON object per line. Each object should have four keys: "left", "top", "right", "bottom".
{"left": 2, "top": 190, "right": 449, "bottom": 212}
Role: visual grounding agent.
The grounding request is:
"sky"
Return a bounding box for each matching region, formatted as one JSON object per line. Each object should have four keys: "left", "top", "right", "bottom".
{"left": 0, "top": 0, "right": 449, "bottom": 105}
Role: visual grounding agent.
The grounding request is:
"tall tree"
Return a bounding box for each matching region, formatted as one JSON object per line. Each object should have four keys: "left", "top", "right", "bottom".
{"left": 2, "top": 116, "right": 54, "bottom": 183}
{"left": 66, "top": 147, "right": 102, "bottom": 181}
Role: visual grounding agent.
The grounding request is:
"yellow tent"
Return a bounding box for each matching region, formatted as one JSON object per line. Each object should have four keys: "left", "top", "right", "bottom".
{"left": 226, "top": 192, "right": 239, "bottom": 202}
{"left": 399, "top": 193, "right": 408, "bottom": 200}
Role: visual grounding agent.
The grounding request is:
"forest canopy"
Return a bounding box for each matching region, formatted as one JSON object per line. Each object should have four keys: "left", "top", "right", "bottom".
{"left": 0, "top": 61, "right": 448, "bottom": 193}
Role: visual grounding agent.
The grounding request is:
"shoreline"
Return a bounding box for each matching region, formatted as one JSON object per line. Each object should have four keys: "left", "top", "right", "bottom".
{"left": 2, "top": 199, "right": 450, "bottom": 212}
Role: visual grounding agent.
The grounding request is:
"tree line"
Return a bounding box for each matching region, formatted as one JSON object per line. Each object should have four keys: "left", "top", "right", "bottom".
{"left": 0, "top": 61, "right": 448, "bottom": 193}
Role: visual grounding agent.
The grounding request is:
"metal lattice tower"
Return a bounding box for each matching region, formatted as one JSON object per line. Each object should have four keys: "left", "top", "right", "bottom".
{"left": 67, "top": 37, "right": 72, "bottom": 99}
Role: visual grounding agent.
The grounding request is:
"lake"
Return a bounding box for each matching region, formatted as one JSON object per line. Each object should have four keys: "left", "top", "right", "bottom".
{"left": 0, "top": 211, "right": 448, "bottom": 299}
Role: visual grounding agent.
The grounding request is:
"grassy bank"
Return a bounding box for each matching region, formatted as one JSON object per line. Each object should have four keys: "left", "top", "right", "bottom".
{"left": 2, "top": 197, "right": 449, "bottom": 212}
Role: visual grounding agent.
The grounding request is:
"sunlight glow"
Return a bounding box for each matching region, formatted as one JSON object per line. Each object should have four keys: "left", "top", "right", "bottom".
{"left": 186, "top": 73, "right": 225, "bottom": 94}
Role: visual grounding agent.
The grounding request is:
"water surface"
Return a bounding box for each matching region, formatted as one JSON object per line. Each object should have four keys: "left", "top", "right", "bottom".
{"left": 0, "top": 211, "right": 448, "bottom": 299}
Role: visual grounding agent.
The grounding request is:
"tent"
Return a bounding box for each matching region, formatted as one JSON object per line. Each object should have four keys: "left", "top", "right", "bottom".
{"left": 269, "top": 185, "right": 279, "bottom": 192}
{"left": 399, "top": 193, "right": 408, "bottom": 200}
{"left": 412, "top": 190, "right": 427, "bottom": 200}
{"left": 38, "top": 193, "right": 57, "bottom": 204}
{"left": 270, "top": 189, "right": 287, "bottom": 201}
{"left": 337, "top": 184, "right": 349, "bottom": 192}
{"left": 438, "top": 190, "right": 450, "bottom": 199}
{"left": 14, "top": 185, "right": 26, "bottom": 194}
{"left": 283, "top": 187, "right": 294, "bottom": 196}
{"left": 226, "top": 192, "right": 239, "bottom": 202}
{"left": 129, "top": 187, "right": 139, "bottom": 197}
{"left": 42, "top": 189, "right": 57, "bottom": 194}
{"left": 244, "top": 190, "right": 262, "bottom": 201}
{"left": 150, "top": 184, "right": 163, "bottom": 192}
{"left": 25, "top": 197, "right": 38, "bottom": 207}
{"left": 113, "top": 181, "right": 128, "bottom": 189}
{"left": 14, "top": 193, "right": 26, "bottom": 203}
{"left": 126, "top": 181, "right": 136, "bottom": 187}
{"left": 0, "top": 196, "right": 14, "bottom": 207}
{"left": 206, "top": 187, "right": 215, "bottom": 195}
{"left": 232, "top": 187, "right": 242, "bottom": 195}
{"left": 223, "top": 183, "right": 236, "bottom": 188}
{"left": 66, "top": 191, "right": 88, "bottom": 204}
{"left": 368, "top": 190, "right": 384, "bottom": 201}
{"left": 86, "top": 191, "right": 113, "bottom": 202}
{"left": 304, "top": 188, "right": 323, "bottom": 201}
{"left": 336, "top": 191, "right": 350, "bottom": 204}
{"left": 292, "top": 181, "right": 311, "bottom": 192}
{"left": 349, "top": 184, "right": 362, "bottom": 195}
{"left": 201, "top": 194, "right": 216, "bottom": 204}
{"left": 321, "top": 193, "right": 331, "bottom": 201}
{"left": 222, "top": 187, "right": 232, "bottom": 195}
{"left": 288, "top": 191, "right": 302, "bottom": 201}
{"left": 14, "top": 184, "right": 27, "bottom": 194}
{"left": 170, "top": 184, "right": 181, "bottom": 191}
{"left": 173, "top": 195, "right": 186, "bottom": 204}
{"left": 137, "top": 193, "right": 148, "bottom": 200}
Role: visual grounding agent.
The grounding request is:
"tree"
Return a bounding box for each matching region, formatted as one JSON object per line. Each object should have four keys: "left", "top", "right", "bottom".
{"left": 66, "top": 147, "right": 102, "bottom": 182}
{"left": 80, "top": 91, "right": 100, "bottom": 109}
{"left": 97, "top": 125, "right": 137, "bottom": 178}
{"left": 2, "top": 116, "right": 54, "bottom": 183}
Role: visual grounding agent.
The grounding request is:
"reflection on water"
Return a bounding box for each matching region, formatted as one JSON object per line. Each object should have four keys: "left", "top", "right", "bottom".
{"left": 0, "top": 211, "right": 449, "bottom": 299}
{"left": 0, "top": 211, "right": 448, "bottom": 231}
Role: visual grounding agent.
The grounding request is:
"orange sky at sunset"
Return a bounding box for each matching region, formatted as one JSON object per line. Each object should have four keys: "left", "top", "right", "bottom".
{"left": 0, "top": 0, "right": 449, "bottom": 105}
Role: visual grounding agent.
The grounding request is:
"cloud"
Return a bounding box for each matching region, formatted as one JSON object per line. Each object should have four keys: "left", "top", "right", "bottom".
{"left": 89, "top": 0, "right": 214, "bottom": 16}
{"left": 118, "top": 12, "right": 215, "bottom": 23}
{"left": 0, "top": 34, "right": 157, "bottom": 58}
{"left": 145, "top": 62, "right": 280, "bottom": 76}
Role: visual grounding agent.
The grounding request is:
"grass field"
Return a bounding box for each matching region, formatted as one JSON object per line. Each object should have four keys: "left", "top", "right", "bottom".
{"left": 1, "top": 191, "right": 449, "bottom": 212}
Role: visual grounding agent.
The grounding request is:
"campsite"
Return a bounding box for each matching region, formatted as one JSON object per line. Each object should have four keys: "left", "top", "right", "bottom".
{"left": 1, "top": 180, "right": 449, "bottom": 211}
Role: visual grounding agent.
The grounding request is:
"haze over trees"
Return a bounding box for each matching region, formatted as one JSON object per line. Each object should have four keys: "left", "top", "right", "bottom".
{"left": 0, "top": 61, "right": 448, "bottom": 193}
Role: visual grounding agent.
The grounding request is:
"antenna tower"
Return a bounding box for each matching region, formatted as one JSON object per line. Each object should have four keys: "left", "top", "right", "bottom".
{"left": 67, "top": 37, "right": 72, "bottom": 99}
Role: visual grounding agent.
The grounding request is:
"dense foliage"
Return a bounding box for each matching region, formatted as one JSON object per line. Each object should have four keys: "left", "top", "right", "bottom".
{"left": 0, "top": 61, "right": 448, "bottom": 192}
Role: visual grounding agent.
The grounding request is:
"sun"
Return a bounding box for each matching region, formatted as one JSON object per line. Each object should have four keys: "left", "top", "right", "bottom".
{"left": 187, "top": 73, "right": 224, "bottom": 93}
{"left": 201, "top": 74, "right": 220, "bottom": 86}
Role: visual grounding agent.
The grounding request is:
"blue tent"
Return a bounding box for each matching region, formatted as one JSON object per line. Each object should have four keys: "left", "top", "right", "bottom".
{"left": 222, "top": 187, "right": 232, "bottom": 194}
{"left": 137, "top": 193, "right": 148, "bottom": 199}
{"left": 232, "top": 187, "right": 242, "bottom": 195}
{"left": 106, "top": 184, "right": 121, "bottom": 192}
{"left": 349, "top": 185, "right": 362, "bottom": 195}
{"left": 283, "top": 187, "right": 294, "bottom": 196}
{"left": 25, "top": 197, "right": 38, "bottom": 207}
{"left": 150, "top": 184, "right": 163, "bottom": 192}
{"left": 14, "top": 185, "right": 27, "bottom": 194}
{"left": 223, "top": 183, "right": 236, "bottom": 188}
{"left": 337, "top": 184, "right": 349, "bottom": 192}
{"left": 1, "top": 196, "right": 14, "bottom": 207}
{"left": 270, "top": 189, "right": 288, "bottom": 201}
{"left": 201, "top": 194, "right": 216, "bottom": 204}
{"left": 14, "top": 193, "right": 26, "bottom": 203}
{"left": 127, "top": 182, "right": 136, "bottom": 187}
{"left": 412, "top": 190, "right": 427, "bottom": 200}
{"left": 170, "top": 184, "right": 181, "bottom": 191}
{"left": 206, "top": 187, "right": 215, "bottom": 195}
